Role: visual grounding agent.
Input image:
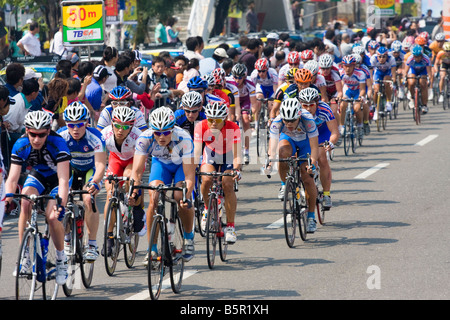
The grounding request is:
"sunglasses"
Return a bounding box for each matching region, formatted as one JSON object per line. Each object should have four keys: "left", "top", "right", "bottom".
{"left": 282, "top": 119, "right": 297, "bottom": 123}
{"left": 301, "top": 103, "right": 316, "bottom": 108}
{"left": 207, "top": 118, "right": 224, "bottom": 124}
{"left": 378, "top": 55, "right": 388, "bottom": 58}
{"left": 67, "top": 122, "right": 86, "bottom": 129}
{"left": 111, "top": 101, "right": 129, "bottom": 107}
{"left": 258, "top": 70, "right": 267, "bottom": 73}
{"left": 28, "top": 131, "right": 48, "bottom": 138}
{"left": 113, "top": 123, "right": 131, "bottom": 130}
{"left": 233, "top": 76, "right": 244, "bottom": 80}
{"left": 154, "top": 130, "right": 173, "bottom": 136}
{"left": 184, "top": 109, "right": 200, "bottom": 114}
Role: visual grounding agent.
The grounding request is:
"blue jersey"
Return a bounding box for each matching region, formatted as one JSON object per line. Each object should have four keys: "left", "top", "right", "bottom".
{"left": 313, "top": 102, "right": 335, "bottom": 144}
{"left": 57, "top": 126, "right": 106, "bottom": 172}
{"left": 174, "top": 109, "right": 207, "bottom": 138}
{"left": 11, "top": 131, "right": 72, "bottom": 177}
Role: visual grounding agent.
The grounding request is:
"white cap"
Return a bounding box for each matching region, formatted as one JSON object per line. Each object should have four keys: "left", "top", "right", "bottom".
{"left": 213, "top": 48, "right": 228, "bottom": 58}
{"left": 24, "top": 68, "right": 42, "bottom": 80}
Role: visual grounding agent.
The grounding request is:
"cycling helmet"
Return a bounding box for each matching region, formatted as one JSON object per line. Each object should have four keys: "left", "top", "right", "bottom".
{"left": 318, "top": 54, "right": 334, "bottom": 68}
{"left": 255, "top": 58, "right": 269, "bottom": 71}
{"left": 352, "top": 53, "right": 362, "bottom": 65}
{"left": 419, "top": 31, "right": 429, "bottom": 43}
{"left": 204, "top": 73, "right": 216, "bottom": 87}
{"left": 187, "top": 76, "right": 208, "bottom": 90}
{"left": 24, "top": 110, "right": 52, "bottom": 130}
{"left": 415, "top": 36, "right": 426, "bottom": 46}
{"left": 285, "top": 68, "right": 299, "bottom": 82}
{"left": 298, "top": 87, "right": 319, "bottom": 103}
{"left": 443, "top": 42, "right": 450, "bottom": 52}
{"left": 212, "top": 67, "right": 226, "bottom": 80}
{"left": 294, "top": 68, "right": 313, "bottom": 83}
{"left": 411, "top": 45, "right": 423, "bottom": 57}
{"left": 204, "top": 101, "right": 228, "bottom": 119}
{"left": 376, "top": 46, "right": 388, "bottom": 56}
{"left": 280, "top": 98, "right": 301, "bottom": 121}
{"left": 283, "top": 84, "right": 298, "bottom": 100}
{"left": 342, "top": 55, "right": 356, "bottom": 65}
{"left": 181, "top": 91, "right": 203, "bottom": 109}
{"left": 368, "top": 40, "right": 380, "bottom": 50}
{"left": 435, "top": 33, "right": 445, "bottom": 41}
{"left": 64, "top": 101, "right": 89, "bottom": 122}
{"left": 287, "top": 51, "right": 300, "bottom": 64}
{"left": 301, "top": 49, "right": 314, "bottom": 61}
{"left": 402, "top": 38, "right": 413, "bottom": 50}
{"left": 303, "top": 60, "right": 319, "bottom": 76}
{"left": 391, "top": 40, "right": 402, "bottom": 52}
{"left": 109, "top": 86, "right": 132, "bottom": 100}
{"left": 231, "top": 63, "right": 247, "bottom": 78}
{"left": 149, "top": 106, "right": 175, "bottom": 130}
{"left": 352, "top": 46, "right": 365, "bottom": 55}
{"left": 112, "top": 106, "right": 136, "bottom": 124}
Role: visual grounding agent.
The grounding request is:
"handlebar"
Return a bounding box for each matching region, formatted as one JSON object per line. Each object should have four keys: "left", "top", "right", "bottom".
{"left": 129, "top": 179, "right": 188, "bottom": 205}
{"left": 68, "top": 189, "right": 97, "bottom": 213}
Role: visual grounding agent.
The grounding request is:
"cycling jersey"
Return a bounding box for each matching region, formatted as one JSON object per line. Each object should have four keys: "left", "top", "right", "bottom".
{"left": 314, "top": 74, "right": 327, "bottom": 88}
{"left": 406, "top": 54, "right": 431, "bottom": 76}
{"left": 250, "top": 68, "right": 278, "bottom": 98}
{"left": 274, "top": 82, "right": 291, "bottom": 103}
{"left": 370, "top": 54, "right": 396, "bottom": 82}
{"left": 57, "top": 126, "right": 105, "bottom": 172}
{"left": 135, "top": 126, "right": 193, "bottom": 165}
{"left": 101, "top": 125, "right": 142, "bottom": 161}
{"left": 312, "top": 102, "right": 335, "bottom": 144}
{"left": 210, "top": 89, "right": 230, "bottom": 107}
{"left": 339, "top": 69, "right": 365, "bottom": 91}
{"left": 97, "top": 105, "right": 148, "bottom": 131}
{"left": 278, "top": 63, "right": 304, "bottom": 83}
{"left": 436, "top": 51, "right": 450, "bottom": 68}
{"left": 174, "top": 109, "right": 207, "bottom": 137}
{"left": 392, "top": 52, "right": 405, "bottom": 68}
{"left": 318, "top": 69, "right": 341, "bottom": 99}
{"left": 227, "top": 78, "right": 256, "bottom": 113}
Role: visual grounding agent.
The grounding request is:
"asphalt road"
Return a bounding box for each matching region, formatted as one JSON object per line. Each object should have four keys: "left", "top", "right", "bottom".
{"left": 1, "top": 101, "right": 450, "bottom": 302}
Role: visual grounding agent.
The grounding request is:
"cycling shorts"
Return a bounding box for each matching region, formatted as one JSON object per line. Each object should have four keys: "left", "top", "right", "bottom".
{"left": 280, "top": 133, "right": 311, "bottom": 159}
{"left": 318, "top": 127, "right": 332, "bottom": 145}
{"left": 343, "top": 87, "right": 360, "bottom": 100}
{"left": 408, "top": 68, "right": 428, "bottom": 76}
{"left": 373, "top": 69, "right": 392, "bottom": 82}
{"left": 201, "top": 149, "right": 234, "bottom": 172}
{"left": 256, "top": 84, "right": 274, "bottom": 99}
{"left": 441, "top": 62, "right": 450, "bottom": 70}
{"left": 149, "top": 157, "right": 185, "bottom": 185}
{"left": 69, "top": 167, "right": 95, "bottom": 191}
{"left": 240, "top": 96, "right": 252, "bottom": 114}
{"left": 106, "top": 151, "right": 134, "bottom": 177}
{"left": 23, "top": 169, "right": 59, "bottom": 196}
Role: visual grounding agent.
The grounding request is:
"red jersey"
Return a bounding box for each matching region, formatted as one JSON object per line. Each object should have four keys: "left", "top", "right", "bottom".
{"left": 194, "top": 120, "right": 240, "bottom": 155}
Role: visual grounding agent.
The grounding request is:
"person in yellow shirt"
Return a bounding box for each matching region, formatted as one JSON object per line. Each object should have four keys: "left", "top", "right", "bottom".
{"left": 429, "top": 33, "right": 446, "bottom": 64}
{"left": 434, "top": 42, "right": 450, "bottom": 103}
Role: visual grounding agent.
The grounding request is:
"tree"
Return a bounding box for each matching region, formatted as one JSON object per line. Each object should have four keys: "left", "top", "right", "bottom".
{"left": 209, "top": 0, "right": 247, "bottom": 38}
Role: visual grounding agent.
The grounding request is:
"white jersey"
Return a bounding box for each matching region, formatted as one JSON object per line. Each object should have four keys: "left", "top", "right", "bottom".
{"left": 269, "top": 109, "right": 318, "bottom": 142}
{"left": 314, "top": 74, "right": 327, "bottom": 88}
{"left": 101, "top": 125, "right": 142, "bottom": 161}
{"left": 135, "top": 126, "right": 194, "bottom": 165}
{"left": 97, "top": 105, "right": 148, "bottom": 132}
{"left": 250, "top": 68, "right": 278, "bottom": 87}
{"left": 278, "top": 63, "right": 304, "bottom": 83}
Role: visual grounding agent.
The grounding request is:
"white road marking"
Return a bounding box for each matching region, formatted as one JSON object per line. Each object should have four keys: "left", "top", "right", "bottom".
{"left": 125, "top": 269, "right": 198, "bottom": 300}
{"left": 415, "top": 134, "right": 438, "bottom": 146}
{"left": 265, "top": 217, "right": 284, "bottom": 229}
{"left": 354, "top": 163, "right": 390, "bottom": 179}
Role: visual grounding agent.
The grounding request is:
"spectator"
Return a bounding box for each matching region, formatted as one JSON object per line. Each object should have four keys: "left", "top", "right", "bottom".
{"left": 323, "top": 29, "right": 341, "bottom": 60}
{"left": 184, "top": 37, "right": 203, "bottom": 60}
{"left": 178, "top": 58, "right": 200, "bottom": 93}
{"left": 155, "top": 18, "right": 168, "bottom": 43}
{"left": 55, "top": 59, "right": 72, "bottom": 79}
{"left": 44, "top": 77, "right": 69, "bottom": 128}
{"left": 199, "top": 47, "right": 227, "bottom": 75}
{"left": 65, "top": 52, "right": 80, "bottom": 78}
{"left": 174, "top": 55, "right": 189, "bottom": 87}
{"left": 227, "top": 47, "right": 240, "bottom": 63}
{"left": 101, "top": 46, "right": 119, "bottom": 93}
{"left": 147, "top": 56, "right": 171, "bottom": 107}
{"left": 340, "top": 32, "right": 353, "bottom": 56}
{"left": 50, "top": 25, "right": 73, "bottom": 56}
{"left": 195, "top": 36, "right": 205, "bottom": 59}
{"left": 166, "top": 16, "right": 181, "bottom": 43}
{"left": 86, "top": 65, "right": 111, "bottom": 119}
{"left": 24, "top": 67, "right": 45, "bottom": 110}
{"left": 5, "top": 62, "right": 25, "bottom": 97}
{"left": 238, "top": 38, "right": 259, "bottom": 75}
{"left": 17, "top": 21, "right": 41, "bottom": 56}
{"left": 0, "top": 21, "right": 9, "bottom": 60}
{"left": 246, "top": 1, "right": 258, "bottom": 33}
{"left": 114, "top": 54, "right": 147, "bottom": 94}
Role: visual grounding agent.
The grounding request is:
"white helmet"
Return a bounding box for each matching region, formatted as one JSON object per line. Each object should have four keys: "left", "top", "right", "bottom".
{"left": 352, "top": 46, "right": 365, "bottom": 55}
{"left": 149, "top": 106, "right": 175, "bottom": 130}
{"left": 64, "top": 101, "right": 89, "bottom": 122}
{"left": 298, "top": 87, "right": 320, "bottom": 104}
{"left": 280, "top": 98, "right": 301, "bottom": 120}
{"left": 112, "top": 106, "right": 136, "bottom": 124}
{"left": 24, "top": 110, "right": 52, "bottom": 130}
{"left": 352, "top": 53, "right": 362, "bottom": 65}
{"left": 204, "top": 101, "right": 228, "bottom": 119}
{"left": 391, "top": 40, "right": 402, "bottom": 52}
{"left": 435, "top": 33, "right": 445, "bottom": 41}
{"left": 304, "top": 60, "right": 319, "bottom": 76}
{"left": 181, "top": 91, "right": 203, "bottom": 109}
{"left": 318, "top": 54, "right": 334, "bottom": 68}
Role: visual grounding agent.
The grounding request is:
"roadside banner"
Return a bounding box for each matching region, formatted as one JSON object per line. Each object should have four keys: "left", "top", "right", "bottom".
{"left": 61, "top": 0, "right": 105, "bottom": 46}
{"left": 444, "top": 0, "right": 450, "bottom": 39}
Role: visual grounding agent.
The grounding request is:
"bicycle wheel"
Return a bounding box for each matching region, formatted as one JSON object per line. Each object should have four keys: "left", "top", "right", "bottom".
{"left": 169, "top": 215, "right": 185, "bottom": 294}
{"left": 444, "top": 79, "right": 450, "bottom": 110}
{"left": 123, "top": 204, "right": 139, "bottom": 269}
{"left": 298, "top": 182, "right": 308, "bottom": 241}
{"left": 79, "top": 208, "right": 94, "bottom": 288}
{"left": 103, "top": 198, "right": 120, "bottom": 276}
{"left": 315, "top": 176, "right": 325, "bottom": 225}
{"left": 62, "top": 214, "right": 76, "bottom": 297}
{"left": 15, "top": 228, "right": 38, "bottom": 300}
{"left": 343, "top": 112, "right": 351, "bottom": 156}
{"left": 43, "top": 234, "right": 58, "bottom": 300}
{"left": 194, "top": 189, "right": 206, "bottom": 237}
{"left": 206, "top": 195, "right": 218, "bottom": 269}
{"left": 147, "top": 215, "right": 165, "bottom": 300}
{"left": 376, "top": 94, "right": 382, "bottom": 132}
{"left": 219, "top": 215, "right": 228, "bottom": 262}
{"left": 414, "top": 88, "right": 421, "bottom": 125}
{"left": 283, "top": 178, "right": 297, "bottom": 248}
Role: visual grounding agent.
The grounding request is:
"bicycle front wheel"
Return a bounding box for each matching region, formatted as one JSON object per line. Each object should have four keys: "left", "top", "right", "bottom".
{"left": 414, "top": 88, "right": 421, "bottom": 125}
{"left": 103, "top": 199, "right": 120, "bottom": 276}
{"left": 15, "top": 228, "right": 37, "bottom": 300}
{"left": 43, "top": 234, "right": 58, "bottom": 300}
{"left": 376, "top": 94, "right": 382, "bottom": 132}
{"left": 62, "top": 214, "right": 76, "bottom": 297}
{"left": 219, "top": 215, "right": 228, "bottom": 262}
{"left": 148, "top": 216, "right": 166, "bottom": 300}
{"left": 169, "top": 215, "right": 185, "bottom": 294}
{"left": 206, "top": 195, "right": 218, "bottom": 269}
{"left": 283, "top": 178, "right": 297, "bottom": 248}
{"left": 79, "top": 209, "right": 94, "bottom": 288}
{"left": 123, "top": 205, "right": 139, "bottom": 269}
{"left": 343, "top": 112, "right": 352, "bottom": 156}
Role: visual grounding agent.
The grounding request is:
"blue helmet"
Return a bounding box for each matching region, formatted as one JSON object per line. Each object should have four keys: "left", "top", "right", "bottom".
{"left": 376, "top": 46, "right": 388, "bottom": 56}
{"left": 391, "top": 40, "right": 402, "bottom": 52}
{"left": 187, "top": 76, "right": 208, "bottom": 90}
{"left": 109, "top": 86, "right": 132, "bottom": 100}
{"left": 411, "top": 44, "right": 423, "bottom": 57}
{"left": 342, "top": 55, "right": 356, "bottom": 65}
{"left": 64, "top": 101, "right": 89, "bottom": 122}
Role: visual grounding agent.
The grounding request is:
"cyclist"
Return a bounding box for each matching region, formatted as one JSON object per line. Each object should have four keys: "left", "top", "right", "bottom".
{"left": 265, "top": 98, "right": 318, "bottom": 232}
{"left": 212, "top": 67, "right": 240, "bottom": 122}
{"left": 390, "top": 40, "right": 406, "bottom": 99}
{"left": 434, "top": 42, "right": 450, "bottom": 103}
{"left": 101, "top": 106, "right": 144, "bottom": 257}
{"left": 57, "top": 102, "right": 106, "bottom": 261}
{"left": 303, "top": 60, "right": 328, "bottom": 103}
{"left": 298, "top": 87, "right": 339, "bottom": 209}
{"left": 404, "top": 45, "right": 432, "bottom": 113}
{"left": 429, "top": 33, "right": 445, "bottom": 63}
{"left": 193, "top": 101, "right": 242, "bottom": 243}
{"left": 301, "top": 49, "right": 315, "bottom": 64}
{"left": 353, "top": 53, "right": 372, "bottom": 135}
{"left": 339, "top": 55, "right": 366, "bottom": 139}
{"left": 97, "top": 86, "right": 148, "bottom": 131}
{"left": 5, "top": 110, "right": 71, "bottom": 285}
{"left": 370, "top": 46, "right": 397, "bottom": 116}
{"left": 229, "top": 63, "right": 256, "bottom": 163}
{"left": 175, "top": 91, "right": 206, "bottom": 138}
{"left": 131, "top": 107, "right": 196, "bottom": 263}
{"left": 278, "top": 51, "right": 303, "bottom": 86}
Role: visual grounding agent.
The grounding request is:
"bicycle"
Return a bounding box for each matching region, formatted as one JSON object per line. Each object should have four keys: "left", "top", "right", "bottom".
{"left": 410, "top": 75, "right": 424, "bottom": 125}
{"left": 129, "top": 181, "right": 188, "bottom": 300}
{"left": 315, "top": 141, "right": 333, "bottom": 225}
{"left": 432, "top": 71, "right": 440, "bottom": 107}
{"left": 62, "top": 189, "right": 96, "bottom": 297}
{"left": 102, "top": 174, "right": 139, "bottom": 277}
{"left": 341, "top": 98, "right": 362, "bottom": 156}
{"left": 266, "top": 153, "right": 311, "bottom": 248}
{"left": 255, "top": 97, "right": 273, "bottom": 160}
{"left": 442, "top": 69, "right": 450, "bottom": 110}
{"left": 197, "top": 171, "right": 239, "bottom": 269}
{"left": 7, "top": 193, "right": 60, "bottom": 300}
{"left": 391, "top": 76, "right": 401, "bottom": 119}
{"left": 193, "top": 167, "right": 206, "bottom": 237}
{"left": 375, "top": 80, "right": 392, "bottom": 131}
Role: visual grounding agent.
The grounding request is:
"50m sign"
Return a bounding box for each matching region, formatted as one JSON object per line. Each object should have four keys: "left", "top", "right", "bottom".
{"left": 62, "top": 0, "right": 105, "bottom": 45}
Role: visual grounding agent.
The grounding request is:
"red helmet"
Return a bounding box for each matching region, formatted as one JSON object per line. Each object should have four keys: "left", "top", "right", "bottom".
{"left": 415, "top": 36, "right": 426, "bottom": 46}
{"left": 301, "top": 50, "right": 314, "bottom": 61}
{"left": 287, "top": 51, "right": 300, "bottom": 64}
{"left": 254, "top": 58, "right": 269, "bottom": 71}
{"left": 419, "top": 31, "right": 429, "bottom": 43}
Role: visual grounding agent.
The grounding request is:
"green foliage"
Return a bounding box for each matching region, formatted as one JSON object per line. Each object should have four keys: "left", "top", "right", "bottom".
{"left": 137, "top": 0, "right": 192, "bottom": 22}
